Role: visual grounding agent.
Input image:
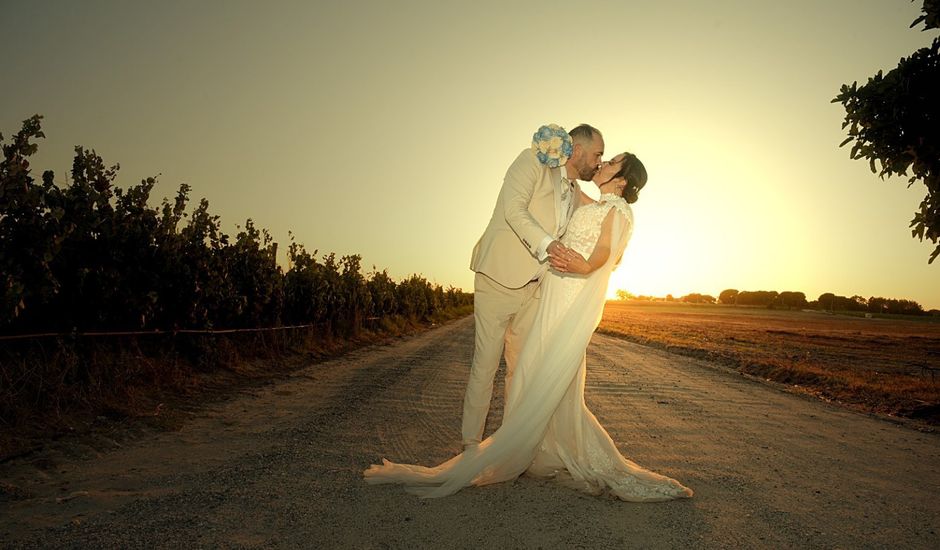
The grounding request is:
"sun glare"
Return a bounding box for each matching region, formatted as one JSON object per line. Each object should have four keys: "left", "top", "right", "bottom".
{"left": 608, "top": 232, "right": 704, "bottom": 299}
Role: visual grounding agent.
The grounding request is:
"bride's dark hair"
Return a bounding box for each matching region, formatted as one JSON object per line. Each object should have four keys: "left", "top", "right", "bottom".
{"left": 614, "top": 152, "right": 647, "bottom": 204}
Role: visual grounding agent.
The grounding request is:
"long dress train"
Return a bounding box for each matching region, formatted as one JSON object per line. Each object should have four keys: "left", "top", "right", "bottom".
{"left": 364, "top": 194, "right": 693, "bottom": 501}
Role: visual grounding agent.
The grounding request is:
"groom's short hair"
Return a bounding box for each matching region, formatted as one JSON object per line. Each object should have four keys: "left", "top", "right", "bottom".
{"left": 569, "top": 124, "right": 601, "bottom": 144}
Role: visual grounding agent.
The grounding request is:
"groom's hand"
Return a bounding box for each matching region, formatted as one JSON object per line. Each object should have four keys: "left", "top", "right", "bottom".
{"left": 548, "top": 241, "right": 579, "bottom": 272}
{"left": 546, "top": 240, "right": 566, "bottom": 258}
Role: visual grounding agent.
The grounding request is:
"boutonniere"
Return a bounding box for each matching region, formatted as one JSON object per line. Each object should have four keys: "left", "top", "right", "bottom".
{"left": 531, "top": 124, "right": 573, "bottom": 168}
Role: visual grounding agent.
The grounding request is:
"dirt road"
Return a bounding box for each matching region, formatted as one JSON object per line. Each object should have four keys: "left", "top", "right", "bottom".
{"left": 2, "top": 316, "right": 938, "bottom": 548}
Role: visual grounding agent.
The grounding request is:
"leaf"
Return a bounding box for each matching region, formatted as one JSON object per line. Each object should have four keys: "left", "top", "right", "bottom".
{"left": 839, "top": 136, "right": 853, "bottom": 147}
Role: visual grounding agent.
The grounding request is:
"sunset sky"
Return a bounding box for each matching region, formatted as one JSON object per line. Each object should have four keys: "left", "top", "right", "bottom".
{"left": 3, "top": 1, "right": 938, "bottom": 309}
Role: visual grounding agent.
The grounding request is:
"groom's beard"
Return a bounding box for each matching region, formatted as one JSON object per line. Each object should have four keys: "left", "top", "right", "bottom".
{"left": 579, "top": 166, "right": 599, "bottom": 180}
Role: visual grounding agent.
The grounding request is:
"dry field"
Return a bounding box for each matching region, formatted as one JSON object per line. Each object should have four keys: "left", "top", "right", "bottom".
{"left": 598, "top": 302, "right": 940, "bottom": 425}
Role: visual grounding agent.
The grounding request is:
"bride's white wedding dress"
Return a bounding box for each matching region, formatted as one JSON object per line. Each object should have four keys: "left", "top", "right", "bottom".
{"left": 364, "top": 194, "right": 693, "bottom": 501}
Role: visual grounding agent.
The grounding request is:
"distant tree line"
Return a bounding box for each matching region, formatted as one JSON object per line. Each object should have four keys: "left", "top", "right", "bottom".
{"left": 677, "top": 293, "right": 716, "bottom": 304}
{"left": 0, "top": 115, "right": 472, "bottom": 337}
{"left": 715, "top": 289, "right": 930, "bottom": 315}
{"left": 615, "top": 288, "right": 933, "bottom": 315}
{"left": 716, "top": 289, "right": 808, "bottom": 309}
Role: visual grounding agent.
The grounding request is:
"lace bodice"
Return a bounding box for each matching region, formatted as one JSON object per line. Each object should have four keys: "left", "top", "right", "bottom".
{"left": 561, "top": 194, "right": 632, "bottom": 260}
{"left": 546, "top": 194, "right": 633, "bottom": 308}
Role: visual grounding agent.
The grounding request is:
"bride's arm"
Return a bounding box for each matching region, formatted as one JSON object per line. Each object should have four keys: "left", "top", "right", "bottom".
{"left": 564, "top": 208, "right": 620, "bottom": 275}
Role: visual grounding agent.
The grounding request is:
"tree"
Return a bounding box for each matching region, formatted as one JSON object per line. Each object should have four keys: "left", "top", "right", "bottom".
{"left": 816, "top": 292, "right": 869, "bottom": 312}
{"left": 0, "top": 115, "right": 60, "bottom": 326}
{"left": 615, "top": 289, "right": 635, "bottom": 301}
{"left": 736, "top": 290, "right": 778, "bottom": 307}
{"left": 680, "top": 293, "right": 716, "bottom": 304}
{"left": 833, "top": 0, "right": 940, "bottom": 262}
{"left": 718, "top": 289, "right": 739, "bottom": 305}
{"left": 777, "top": 291, "right": 808, "bottom": 310}
{"left": 0, "top": 115, "right": 473, "bottom": 335}
{"left": 868, "top": 296, "right": 925, "bottom": 315}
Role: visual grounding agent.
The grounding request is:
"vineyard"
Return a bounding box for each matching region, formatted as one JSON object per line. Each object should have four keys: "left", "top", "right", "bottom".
{"left": 0, "top": 115, "right": 472, "bottom": 448}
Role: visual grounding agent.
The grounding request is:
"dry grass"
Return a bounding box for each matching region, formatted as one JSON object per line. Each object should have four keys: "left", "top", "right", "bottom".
{"left": 598, "top": 301, "right": 940, "bottom": 424}
{"left": 0, "top": 307, "right": 473, "bottom": 461}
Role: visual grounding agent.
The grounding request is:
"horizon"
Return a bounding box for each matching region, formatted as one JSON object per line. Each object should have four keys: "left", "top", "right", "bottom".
{"left": 2, "top": 1, "right": 938, "bottom": 310}
{"left": 609, "top": 289, "right": 935, "bottom": 311}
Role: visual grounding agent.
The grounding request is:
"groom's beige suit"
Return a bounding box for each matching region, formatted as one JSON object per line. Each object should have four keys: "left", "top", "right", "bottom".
{"left": 463, "top": 147, "right": 579, "bottom": 446}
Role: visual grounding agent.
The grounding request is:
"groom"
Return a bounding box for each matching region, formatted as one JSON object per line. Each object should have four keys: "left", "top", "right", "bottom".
{"left": 462, "top": 123, "right": 605, "bottom": 449}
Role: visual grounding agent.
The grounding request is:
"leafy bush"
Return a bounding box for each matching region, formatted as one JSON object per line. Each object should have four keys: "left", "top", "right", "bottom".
{"left": 0, "top": 115, "right": 473, "bottom": 445}
{"left": 0, "top": 115, "right": 472, "bottom": 336}
{"left": 833, "top": 1, "right": 940, "bottom": 263}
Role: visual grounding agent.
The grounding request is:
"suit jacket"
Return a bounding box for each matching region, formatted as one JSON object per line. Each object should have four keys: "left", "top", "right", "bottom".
{"left": 470, "top": 148, "right": 579, "bottom": 289}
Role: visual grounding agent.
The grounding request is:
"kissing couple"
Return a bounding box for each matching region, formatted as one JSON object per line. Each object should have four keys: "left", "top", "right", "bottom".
{"left": 365, "top": 123, "right": 693, "bottom": 502}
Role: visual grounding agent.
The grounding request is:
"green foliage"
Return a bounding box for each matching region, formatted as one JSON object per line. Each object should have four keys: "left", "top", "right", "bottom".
{"left": 615, "top": 289, "right": 635, "bottom": 301}
{"left": 911, "top": 0, "right": 940, "bottom": 30}
{"left": 835, "top": 293, "right": 866, "bottom": 312}
{"left": 866, "top": 296, "right": 924, "bottom": 315}
{"left": 718, "top": 289, "right": 738, "bottom": 305}
{"left": 679, "top": 293, "right": 716, "bottom": 304}
{"left": 776, "top": 291, "right": 808, "bottom": 310}
{"left": 833, "top": 0, "right": 940, "bottom": 262}
{"left": 1, "top": 115, "right": 59, "bottom": 324}
{"left": 0, "top": 116, "right": 472, "bottom": 336}
{"left": 812, "top": 292, "right": 923, "bottom": 315}
{"left": 735, "top": 290, "right": 778, "bottom": 307}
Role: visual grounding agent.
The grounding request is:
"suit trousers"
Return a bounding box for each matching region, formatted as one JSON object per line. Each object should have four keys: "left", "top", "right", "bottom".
{"left": 461, "top": 271, "right": 541, "bottom": 446}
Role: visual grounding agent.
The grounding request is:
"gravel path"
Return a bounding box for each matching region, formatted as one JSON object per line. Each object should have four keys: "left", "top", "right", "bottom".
{"left": 2, "top": 316, "right": 938, "bottom": 549}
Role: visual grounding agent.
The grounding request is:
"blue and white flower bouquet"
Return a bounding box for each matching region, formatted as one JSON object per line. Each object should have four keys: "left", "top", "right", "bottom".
{"left": 531, "top": 124, "right": 573, "bottom": 168}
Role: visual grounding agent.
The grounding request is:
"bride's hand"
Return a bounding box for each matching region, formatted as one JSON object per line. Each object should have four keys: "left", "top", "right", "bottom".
{"left": 550, "top": 252, "right": 589, "bottom": 274}
{"left": 549, "top": 243, "right": 575, "bottom": 269}
{"left": 564, "top": 255, "right": 590, "bottom": 275}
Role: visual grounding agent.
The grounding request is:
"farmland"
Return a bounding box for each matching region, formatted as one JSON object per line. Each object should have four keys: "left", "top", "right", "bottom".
{"left": 598, "top": 301, "right": 940, "bottom": 425}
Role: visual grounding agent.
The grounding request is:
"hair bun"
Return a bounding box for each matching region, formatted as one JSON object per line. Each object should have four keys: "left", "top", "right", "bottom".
{"left": 623, "top": 185, "right": 640, "bottom": 204}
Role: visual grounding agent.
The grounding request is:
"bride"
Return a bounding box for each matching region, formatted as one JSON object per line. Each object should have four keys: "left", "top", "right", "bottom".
{"left": 364, "top": 151, "right": 693, "bottom": 502}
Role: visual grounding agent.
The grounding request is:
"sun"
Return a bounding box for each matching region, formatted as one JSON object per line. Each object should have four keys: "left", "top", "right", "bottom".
{"left": 607, "top": 231, "right": 700, "bottom": 299}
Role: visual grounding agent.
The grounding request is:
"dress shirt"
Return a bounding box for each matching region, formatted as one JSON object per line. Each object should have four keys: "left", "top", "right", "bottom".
{"left": 536, "top": 165, "right": 574, "bottom": 261}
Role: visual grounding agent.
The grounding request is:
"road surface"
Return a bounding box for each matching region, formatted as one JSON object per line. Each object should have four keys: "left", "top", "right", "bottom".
{"left": 2, "top": 316, "right": 938, "bottom": 548}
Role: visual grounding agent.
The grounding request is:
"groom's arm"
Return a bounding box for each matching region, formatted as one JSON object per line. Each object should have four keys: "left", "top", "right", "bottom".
{"left": 500, "top": 149, "right": 555, "bottom": 259}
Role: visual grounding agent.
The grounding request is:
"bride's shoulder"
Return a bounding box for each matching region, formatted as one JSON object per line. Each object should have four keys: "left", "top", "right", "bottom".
{"left": 598, "top": 193, "right": 630, "bottom": 210}
{"left": 598, "top": 195, "right": 632, "bottom": 224}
